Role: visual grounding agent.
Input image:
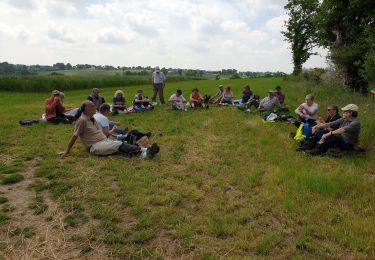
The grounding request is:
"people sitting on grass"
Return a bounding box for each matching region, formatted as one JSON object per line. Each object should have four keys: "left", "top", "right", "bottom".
{"left": 209, "top": 85, "right": 224, "bottom": 104}
{"left": 94, "top": 103, "right": 151, "bottom": 144}
{"left": 111, "top": 90, "right": 126, "bottom": 114}
{"left": 59, "top": 100, "right": 159, "bottom": 158}
{"left": 242, "top": 85, "right": 253, "bottom": 104}
{"left": 133, "top": 90, "right": 150, "bottom": 111}
{"left": 187, "top": 88, "right": 209, "bottom": 108}
{"left": 44, "top": 90, "right": 75, "bottom": 124}
{"left": 219, "top": 86, "right": 234, "bottom": 105}
{"left": 169, "top": 89, "right": 187, "bottom": 111}
{"left": 274, "top": 86, "right": 285, "bottom": 105}
{"left": 297, "top": 105, "right": 342, "bottom": 151}
{"left": 257, "top": 90, "right": 280, "bottom": 111}
{"left": 88, "top": 88, "right": 105, "bottom": 111}
{"left": 294, "top": 94, "right": 318, "bottom": 127}
{"left": 304, "top": 104, "right": 360, "bottom": 156}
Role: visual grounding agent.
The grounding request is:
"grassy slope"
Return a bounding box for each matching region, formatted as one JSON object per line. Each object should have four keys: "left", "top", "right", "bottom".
{"left": 0, "top": 78, "right": 374, "bottom": 258}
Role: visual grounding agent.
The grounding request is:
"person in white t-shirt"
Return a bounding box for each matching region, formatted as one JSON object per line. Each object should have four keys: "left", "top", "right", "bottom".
{"left": 294, "top": 94, "right": 319, "bottom": 126}
{"left": 93, "top": 103, "right": 124, "bottom": 137}
{"left": 169, "top": 89, "right": 187, "bottom": 111}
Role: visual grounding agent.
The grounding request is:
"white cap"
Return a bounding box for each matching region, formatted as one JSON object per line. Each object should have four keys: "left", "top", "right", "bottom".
{"left": 155, "top": 66, "right": 160, "bottom": 71}
{"left": 341, "top": 104, "right": 359, "bottom": 112}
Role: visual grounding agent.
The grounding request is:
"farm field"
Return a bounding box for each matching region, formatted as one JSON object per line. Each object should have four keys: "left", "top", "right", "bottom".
{"left": 0, "top": 78, "right": 374, "bottom": 259}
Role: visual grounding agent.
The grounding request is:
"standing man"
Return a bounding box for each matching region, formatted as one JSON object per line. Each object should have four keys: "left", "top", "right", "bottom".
{"left": 151, "top": 66, "right": 166, "bottom": 105}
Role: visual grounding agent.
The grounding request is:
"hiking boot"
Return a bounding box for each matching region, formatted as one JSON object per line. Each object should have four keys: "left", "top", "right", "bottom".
{"left": 304, "top": 148, "right": 322, "bottom": 156}
{"left": 147, "top": 143, "right": 160, "bottom": 158}
{"left": 296, "top": 145, "right": 311, "bottom": 152}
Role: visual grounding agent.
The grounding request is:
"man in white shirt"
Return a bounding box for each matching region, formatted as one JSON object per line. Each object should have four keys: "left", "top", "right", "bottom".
{"left": 151, "top": 66, "right": 166, "bottom": 105}
{"left": 295, "top": 94, "right": 319, "bottom": 126}
{"left": 169, "top": 89, "right": 187, "bottom": 111}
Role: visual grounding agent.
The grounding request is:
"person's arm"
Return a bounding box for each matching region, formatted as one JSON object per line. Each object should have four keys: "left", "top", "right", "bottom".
{"left": 59, "top": 135, "right": 78, "bottom": 158}
{"left": 321, "top": 127, "right": 346, "bottom": 140}
{"left": 295, "top": 104, "right": 304, "bottom": 118}
{"left": 101, "top": 126, "right": 115, "bottom": 137}
{"left": 312, "top": 122, "right": 330, "bottom": 133}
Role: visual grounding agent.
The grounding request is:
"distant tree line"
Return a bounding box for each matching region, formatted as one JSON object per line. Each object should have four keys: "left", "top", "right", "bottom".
{"left": 0, "top": 62, "right": 287, "bottom": 79}
{"left": 283, "top": 0, "right": 374, "bottom": 92}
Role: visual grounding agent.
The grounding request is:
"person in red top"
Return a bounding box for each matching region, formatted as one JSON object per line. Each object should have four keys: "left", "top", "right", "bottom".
{"left": 44, "top": 90, "right": 73, "bottom": 124}
{"left": 188, "top": 88, "right": 204, "bottom": 108}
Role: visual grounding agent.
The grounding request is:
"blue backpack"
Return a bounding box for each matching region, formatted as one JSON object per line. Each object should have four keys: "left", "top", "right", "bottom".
{"left": 302, "top": 123, "right": 312, "bottom": 137}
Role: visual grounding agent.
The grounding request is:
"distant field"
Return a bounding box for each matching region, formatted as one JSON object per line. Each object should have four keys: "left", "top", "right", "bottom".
{"left": 0, "top": 78, "right": 374, "bottom": 259}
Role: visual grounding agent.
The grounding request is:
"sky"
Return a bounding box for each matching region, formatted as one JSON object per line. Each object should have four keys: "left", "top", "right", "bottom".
{"left": 0, "top": 0, "right": 328, "bottom": 73}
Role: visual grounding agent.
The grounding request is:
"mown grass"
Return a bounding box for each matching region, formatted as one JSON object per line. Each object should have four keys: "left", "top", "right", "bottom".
{"left": 0, "top": 77, "right": 374, "bottom": 258}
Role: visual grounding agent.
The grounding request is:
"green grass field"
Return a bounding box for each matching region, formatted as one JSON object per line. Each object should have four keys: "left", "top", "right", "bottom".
{"left": 0, "top": 78, "right": 374, "bottom": 259}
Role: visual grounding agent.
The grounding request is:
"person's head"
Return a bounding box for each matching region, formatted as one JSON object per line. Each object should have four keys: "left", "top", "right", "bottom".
{"left": 176, "top": 89, "right": 182, "bottom": 97}
{"left": 81, "top": 100, "right": 96, "bottom": 117}
{"left": 253, "top": 95, "right": 260, "bottom": 100}
{"left": 218, "top": 85, "right": 224, "bottom": 91}
{"left": 192, "top": 88, "right": 199, "bottom": 93}
{"left": 326, "top": 105, "right": 339, "bottom": 117}
{"left": 137, "top": 89, "right": 143, "bottom": 94}
{"left": 99, "top": 103, "right": 111, "bottom": 115}
{"left": 51, "top": 89, "right": 60, "bottom": 98}
{"left": 275, "top": 86, "right": 281, "bottom": 92}
{"left": 225, "top": 86, "right": 231, "bottom": 92}
{"left": 305, "top": 94, "right": 314, "bottom": 106}
{"left": 268, "top": 90, "right": 274, "bottom": 98}
{"left": 341, "top": 104, "right": 359, "bottom": 119}
{"left": 155, "top": 66, "right": 160, "bottom": 73}
{"left": 114, "top": 90, "right": 124, "bottom": 98}
{"left": 244, "top": 85, "right": 250, "bottom": 91}
{"left": 92, "top": 88, "right": 100, "bottom": 98}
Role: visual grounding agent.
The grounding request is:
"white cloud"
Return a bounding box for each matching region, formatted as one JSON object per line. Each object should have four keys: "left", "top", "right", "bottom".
{"left": 45, "top": 23, "right": 75, "bottom": 43}
{"left": 5, "top": 0, "right": 40, "bottom": 10}
{"left": 266, "top": 15, "right": 288, "bottom": 35}
{"left": 95, "top": 27, "right": 134, "bottom": 45}
{"left": 44, "top": 0, "right": 77, "bottom": 17}
{"left": 0, "top": 0, "right": 328, "bottom": 72}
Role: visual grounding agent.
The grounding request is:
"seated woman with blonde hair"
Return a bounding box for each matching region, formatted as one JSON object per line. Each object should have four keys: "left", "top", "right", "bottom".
{"left": 112, "top": 90, "right": 126, "bottom": 114}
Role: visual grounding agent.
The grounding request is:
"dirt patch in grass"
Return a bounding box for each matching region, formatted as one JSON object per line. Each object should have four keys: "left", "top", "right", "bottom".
{"left": 0, "top": 159, "right": 107, "bottom": 259}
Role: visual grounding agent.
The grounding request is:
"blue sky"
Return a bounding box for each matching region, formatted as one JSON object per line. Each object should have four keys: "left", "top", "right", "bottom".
{"left": 0, "top": 0, "right": 327, "bottom": 72}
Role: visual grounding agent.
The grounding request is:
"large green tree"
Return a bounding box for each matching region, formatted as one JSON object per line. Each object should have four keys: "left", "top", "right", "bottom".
{"left": 282, "top": 0, "right": 319, "bottom": 75}
{"left": 315, "top": 0, "right": 375, "bottom": 92}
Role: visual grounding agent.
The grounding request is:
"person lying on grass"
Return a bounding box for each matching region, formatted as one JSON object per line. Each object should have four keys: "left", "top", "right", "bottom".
{"left": 59, "top": 100, "right": 159, "bottom": 158}
{"left": 169, "top": 89, "right": 187, "bottom": 111}
{"left": 209, "top": 85, "right": 224, "bottom": 104}
{"left": 297, "top": 105, "right": 342, "bottom": 151}
{"left": 133, "top": 89, "right": 153, "bottom": 112}
{"left": 257, "top": 90, "right": 280, "bottom": 111}
{"left": 94, "top": 103, "right": 151, "bottom": 144}
{"left": 219, "top": 86, "right": 234, "bottom": 106}
{"left": 304, "top": 104, "right": 360, "bottom": 156}
{"left": 44, "top": 90, "right": 75, "bottom": 124}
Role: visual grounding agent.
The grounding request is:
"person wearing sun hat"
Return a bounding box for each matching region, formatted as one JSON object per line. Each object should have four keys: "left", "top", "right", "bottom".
{"left": 307, "top": 104, "right": 361, "bottom": 155}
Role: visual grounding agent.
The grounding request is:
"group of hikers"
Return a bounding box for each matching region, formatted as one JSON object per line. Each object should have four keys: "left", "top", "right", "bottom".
{"left": 43, "top": 66, "right": 361, "bottom": 159}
